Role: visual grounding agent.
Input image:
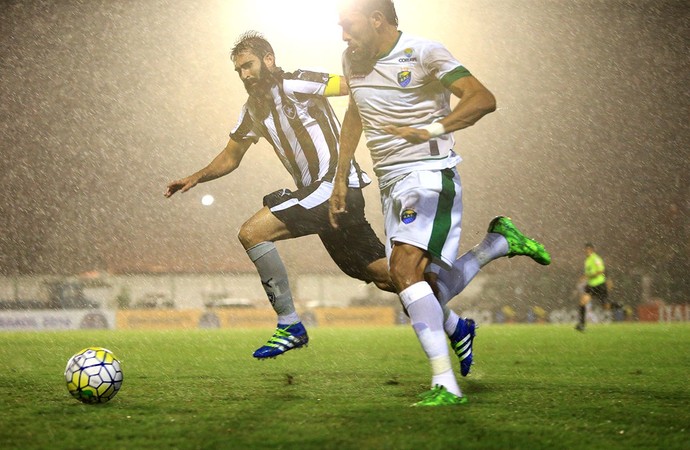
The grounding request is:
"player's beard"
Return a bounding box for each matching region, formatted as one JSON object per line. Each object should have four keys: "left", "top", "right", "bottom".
{"left": 244, "top": 62, "right": 275, "bottom": 98}
{"left": 347, "top": 50, "right": 376, "bottom": 77}
{"left": 346, "top": 39, "right": 377, "bottom": 76}
{"left": 246, "top": 62, "right": 276, "bottom": 119}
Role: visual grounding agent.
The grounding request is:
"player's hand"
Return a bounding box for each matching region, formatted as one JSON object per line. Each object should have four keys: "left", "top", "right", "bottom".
{"left": 382, "top": 125, "right": 431, "bottom": 144}
{"left": 328, "top": 181, "right": 348, "bottom": 229}
{"left": 164, "top": 176, "right": 198, "bottom": 198}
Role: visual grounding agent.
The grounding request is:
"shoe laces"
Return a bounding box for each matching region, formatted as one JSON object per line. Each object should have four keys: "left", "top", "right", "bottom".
{"left": 262, "top": 326, "right": 291, "bottom": 346}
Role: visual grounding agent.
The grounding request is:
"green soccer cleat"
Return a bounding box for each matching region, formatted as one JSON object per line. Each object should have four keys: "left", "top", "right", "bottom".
{"left": 412, "top": 385, "right": 468, "bottom": 407}
{"left": 488, "top": 216, "right": 551, "bottom": 265}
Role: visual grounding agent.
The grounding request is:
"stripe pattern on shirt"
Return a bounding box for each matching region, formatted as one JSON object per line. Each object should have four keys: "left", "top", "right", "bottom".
{"left": 230, "top": 69, "right": 369, "bottom": 189}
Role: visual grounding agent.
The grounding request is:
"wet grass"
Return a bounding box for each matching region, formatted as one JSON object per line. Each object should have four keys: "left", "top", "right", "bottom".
{"left": 0, "top": 323, "right": 688, "bottom": 449}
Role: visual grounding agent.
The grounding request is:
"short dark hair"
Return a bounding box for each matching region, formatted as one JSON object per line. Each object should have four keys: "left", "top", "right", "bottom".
{"left": 346, "top": 0, "right": 398, "bottom": 26}
{"left": 584, "top": 243, "right": 595, "bottom": 249}
{"left": 230, "top": 31, "right": 274, "bottom": 62}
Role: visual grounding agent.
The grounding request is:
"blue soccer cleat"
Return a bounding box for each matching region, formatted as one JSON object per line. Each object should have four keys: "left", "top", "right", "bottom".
{"left": 253, "top": 322, "right": 309, "bottom": 359}
{"left": 449, "top": 318, "right": 476, "bottom": 376}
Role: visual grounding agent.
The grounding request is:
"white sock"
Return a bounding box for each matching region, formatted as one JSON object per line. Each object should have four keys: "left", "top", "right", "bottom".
{"left": 435, "top": 232, "right": 510, "bottom": 304}
{"left": 443, "top": 308, "right": 461, "bottom": 336}
{"left": 473, "top": 233, "right": 509, "bottom": 266}
{"left": 436, "top": 251, "right": 480, "bottom": 305}
{"left": 430, "top": 357, "right": 461, "bottom": 395}
{"left": 400, "top": 282, "right": 461, "bottom": 397}
{"left": 277, "top": 312, "right": 300, "bottom": 325}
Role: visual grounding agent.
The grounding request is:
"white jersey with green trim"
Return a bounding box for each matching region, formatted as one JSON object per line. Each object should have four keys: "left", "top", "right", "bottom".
{"left": 344, "top": 32, "right": 470, "bottom": 186}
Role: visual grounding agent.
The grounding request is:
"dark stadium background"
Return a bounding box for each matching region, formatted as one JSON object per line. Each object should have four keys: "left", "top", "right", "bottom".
{"left": 1, "top": 0, "right": 687, "bottom": 305}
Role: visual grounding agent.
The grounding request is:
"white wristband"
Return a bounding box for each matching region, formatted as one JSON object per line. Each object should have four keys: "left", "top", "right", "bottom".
{"left": 420, "top": 122, "right": 446, "bottom": 138}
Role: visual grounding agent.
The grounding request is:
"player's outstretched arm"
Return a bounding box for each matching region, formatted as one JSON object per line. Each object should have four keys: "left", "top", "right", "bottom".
{"left": 329, "top": 95, "right": 362, "bottom": 228}
{"left": 164, "top": 137, "right": 252, "bottom": 198}
{"left": 383, "top": 75, "right": 496, "bottom": 143}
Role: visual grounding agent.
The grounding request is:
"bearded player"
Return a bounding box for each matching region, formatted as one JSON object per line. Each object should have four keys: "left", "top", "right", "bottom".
{"left": 167, "top": 31, "right": 547, "bottom": 382}
{"left": 330, "top": 0, "right": 551, "bottom": 405}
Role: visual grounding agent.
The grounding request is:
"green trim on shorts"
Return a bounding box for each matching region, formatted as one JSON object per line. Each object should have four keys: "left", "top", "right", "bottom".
{"left": 427, "top": 169, "right": 456, "bottom": 258}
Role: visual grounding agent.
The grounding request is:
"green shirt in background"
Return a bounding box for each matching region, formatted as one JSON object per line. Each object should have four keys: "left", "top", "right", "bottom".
{"left": 585, "top": 253, "right": 606, "bottom": 287}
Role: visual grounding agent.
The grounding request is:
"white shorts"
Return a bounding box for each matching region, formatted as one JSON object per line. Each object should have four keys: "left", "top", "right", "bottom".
{"left": 380, "top": 168, "right": 462, "bottom": 270}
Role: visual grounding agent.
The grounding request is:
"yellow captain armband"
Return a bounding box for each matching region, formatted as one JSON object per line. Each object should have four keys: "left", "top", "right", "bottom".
{"left": 324, "top": 75, "right": 344, "bottom": 97}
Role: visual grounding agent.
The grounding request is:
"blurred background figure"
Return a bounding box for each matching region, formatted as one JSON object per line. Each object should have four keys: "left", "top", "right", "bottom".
{"left": 577, "top": 243, "right": 621, "bottom": 331}
{"left": 575, "top": 278, "right": 592, "bottom": 331}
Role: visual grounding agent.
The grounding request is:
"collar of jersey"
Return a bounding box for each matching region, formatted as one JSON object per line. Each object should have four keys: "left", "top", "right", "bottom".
{"left": 376, "top": 31, "right": 403, "bottom": 60}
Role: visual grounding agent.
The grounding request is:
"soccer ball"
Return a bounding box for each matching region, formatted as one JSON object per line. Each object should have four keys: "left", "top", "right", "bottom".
{"left": 64, "top": 347, "right": 123, "bottom": 404}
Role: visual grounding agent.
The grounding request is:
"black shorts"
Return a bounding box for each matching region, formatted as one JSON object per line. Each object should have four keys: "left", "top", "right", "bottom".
{"left": 263, "top": 182, "right": 385, "bottom": 282}
{"left": 584, "top": 283, "right": 609, "bottom": 305}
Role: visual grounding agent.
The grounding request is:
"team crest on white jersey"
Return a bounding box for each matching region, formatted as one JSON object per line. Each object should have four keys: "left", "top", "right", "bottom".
{"left": 397, "top": 70, "right": 411, "bottom": 87}
{"left": 401, "top": 208, "right": 417, "bottom": 224}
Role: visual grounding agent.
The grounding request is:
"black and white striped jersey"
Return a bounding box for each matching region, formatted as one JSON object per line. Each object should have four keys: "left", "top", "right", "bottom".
{"left": 230, "top": 69, "right": 370, "bottom": 189}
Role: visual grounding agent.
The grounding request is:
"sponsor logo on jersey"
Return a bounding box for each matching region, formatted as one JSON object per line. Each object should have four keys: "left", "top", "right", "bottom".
{"left": 397, "top": 70, "right": 411, "bottom": 87}
{"left": 401, "top": 208, "right": 417, "bottom": 224}
{"left": 398, "top": 47, "right": 418, "bottom": 63}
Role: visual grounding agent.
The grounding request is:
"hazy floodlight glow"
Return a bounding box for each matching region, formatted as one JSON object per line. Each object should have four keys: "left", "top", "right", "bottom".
{"left": 220, "top": 0, "right": 342, "bottom": 68}
{"left": 201, "top": 195, "right": 214, "bottom": 206}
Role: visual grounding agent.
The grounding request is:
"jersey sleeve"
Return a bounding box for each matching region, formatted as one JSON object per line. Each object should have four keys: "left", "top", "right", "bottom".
{"left": 283, "top": 69, "right": 332, "bottom": 96}
{"left": 229, "top": 104, "right": 260, "bottom": 143}
{"left": 421, "top": 42, "right": 472, "bottom": 88}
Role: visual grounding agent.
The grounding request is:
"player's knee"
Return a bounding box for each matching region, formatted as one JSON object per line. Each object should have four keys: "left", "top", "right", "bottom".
{"left": 389, "top": 265, "right": 420, "bottom": 292}
{"left": 237, "top": 220, "right": 262, "bottom": 249}
{"left": 364, "top": 259, "right": 395, "bottom": 293}
{"left": 389, "top": 247, "right": 428, "bottom": 291}
{"left": 237, "top": 224, "right": 250, "bottom": 249}
{"left": 371, "top": 270, "right": 396, "bottom": 293}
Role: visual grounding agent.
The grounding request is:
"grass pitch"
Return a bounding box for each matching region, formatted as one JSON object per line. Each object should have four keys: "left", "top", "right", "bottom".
{"left": 0, "top": 323, "right": 688, "bottom": 449}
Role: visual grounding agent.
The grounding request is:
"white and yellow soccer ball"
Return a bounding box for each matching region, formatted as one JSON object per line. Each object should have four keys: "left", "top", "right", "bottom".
{"left": 64, "top": 347, "right": 123, "bottom": 404}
